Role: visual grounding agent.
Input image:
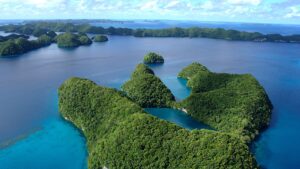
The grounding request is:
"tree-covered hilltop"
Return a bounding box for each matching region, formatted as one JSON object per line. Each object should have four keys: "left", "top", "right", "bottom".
{"left": 0, "top": 35, "right": 54, "bottom": 57}
{"left": 130, "top": 63, "right": 155, "bottom": 78}
{"left": 143, "top": 52, "right": 164, "bottom": 64}
{"left": 93, "top": 35, "right": 108, "bottom": 42}
{"left": 0, "top": 34, "right": 29, "bottom": 42}
{"left": 121, "top": 64, "right": 175, "bottom": 107}
{"left": 1, "top": 22, "right": 300, "bottom": 43}
{"left": 178, "top": 62, "right": 272, "bottom": 142}
{"left": 55, "top": 32, "right": 92, "bottom": 48}
{"left": 59, "top": 77, "right": 258, "bottom": 169}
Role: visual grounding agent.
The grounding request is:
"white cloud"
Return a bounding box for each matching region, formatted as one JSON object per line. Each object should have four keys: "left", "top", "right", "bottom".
{"left": 0, "top": 0, "right": 298, "bottom": 24}
{"left": 201, "top": 1, "right": 214, "bottom": 10}
{"left": 164, "top": 1, "right": 181, "bottom": 9}
{"left": 226, "top": 0, "right": 262, "bottom": 6}
{"left": 24, "top": 0, "right": 66, "bottom": 8}
{"left": 140, "top": 0, "right": 159, "bottom": 10}
{"left": 285, "top": 6, "right": 300, "bottom": 18}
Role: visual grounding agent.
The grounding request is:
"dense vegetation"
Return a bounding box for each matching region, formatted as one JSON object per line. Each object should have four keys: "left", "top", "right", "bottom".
{"left": 122, "top": 64, "right": 175, "bottom": 107}
{"left": 59, "top": 77, "right": 258, "bottom": 169}
{"left": 0, "top": 22, "right": 132, "bottom": 36}
{"left": 56, "top": 32, "right": 92, "bottom": 48}
{"left": 143, "top": 52, "right": 164, "bottom": 64}
{"left": 0, "top": 35, "right": 54, "bottom": 56}
{"left": 93, "top": 35, "right": 108, "bottom": 42}
{"left": 178, "top": 62, "right": 272, "bottom": 142}
{"left": 0, "top": 34, "right": 29, "bottom": 42}
{"left": 1, "top": 22, "right": 299, "bottom": 43}
{"left": 134, "top": 27, "right": 300, "bottom": 42}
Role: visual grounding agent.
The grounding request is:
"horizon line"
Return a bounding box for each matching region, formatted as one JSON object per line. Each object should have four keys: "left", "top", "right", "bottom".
{"left": 0, "top": 19, "right": 300, "bottom": 26}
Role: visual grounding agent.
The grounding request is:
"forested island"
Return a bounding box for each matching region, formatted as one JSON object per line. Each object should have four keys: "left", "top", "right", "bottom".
{"left": 58, "top": 62, "right": 272, "bottom": 168}
{"left": 56, "top": 32, "right": 92, "bottom": 48}
{"left": 92, "top": 35, "right": 108, "bottom": 42}
{"left": 143, "top": 52, "right": 164, "bottom": 64}
{"left": 0, "top": 32, "right": 94, "bottom": 56}
{"left": 0, "top": 34, "right": 54, "bottom": 56}
{"left": 1, "top": 21, "right": 300, "bottom": 43}
{"left": 178, "top": 62, "right": 272, "bottom": 142}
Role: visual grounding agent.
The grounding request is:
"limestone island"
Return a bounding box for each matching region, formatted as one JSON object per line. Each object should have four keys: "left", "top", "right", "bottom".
{"left": 143, "top": 52, "right": 164, "bottom": 64}
{"left": 93, "top": 35, "right": 108, "bottom": 42}
{"left": 56, "top": 32, "right": 92, "bottom": 48}
{"left": 178, "top": 62, "right": 272, "bottom": 142}
{"left": 58, "top": 62, "right": 272, "bottom": 168}
{"left": 0, "top": 34, "right": 55, "bottom": 57}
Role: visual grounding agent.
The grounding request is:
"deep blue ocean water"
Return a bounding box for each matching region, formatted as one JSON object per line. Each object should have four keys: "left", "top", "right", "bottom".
{"left": 0, "top": 33, "right": 299, "bottom": 168}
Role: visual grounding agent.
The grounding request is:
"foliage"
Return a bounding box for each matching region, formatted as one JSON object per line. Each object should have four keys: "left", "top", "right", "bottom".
{"left": 46, "top": 31, "right": 57, "bottom": 38}
{"left": 178, "top": 62, "right": 209, "bottom": 79}
{"left": 78, "top": 33, "right": 92, "bottom": 45}
{"left": 0, "top": 22, "right": 131, "bottom": 35}
{"left": 0, "top": 34, "right": 29, "bottom": 42}
{"left": 93, "top": 35, "right": 108, "bottom": 42}
{"left": 133, "top": 27, "right": 300, "bottom": 43}
{"left": 0, "top": 36, "right": 53, "bottom": 56}
{"left": 178, "top": 63, "right": 272, "bottom": 142}
{"left": 56, "top": 32, "right": 92, "bottom": 48}
{"left": 122, "top": 64, "right": 175, "bottom": 107}
{"left": 130, "top": 63, "right": 154, "bottom": 78}
{"left": 37, "top": 35, "right": 53, "bottom": 46}
{"left": 0, "top": 40, "right": 23, "bottom": 56}
{"left": 32, "top": 28, "right": 48, "bottom": 37}
{"left": 143, "top": 52, "right": 164, "bottom": 64}
{"left": 58, "top": 77, "right": 258, "bottom": 169}
{"left": 56, "top": 32, "right": 81, "bottom": 48}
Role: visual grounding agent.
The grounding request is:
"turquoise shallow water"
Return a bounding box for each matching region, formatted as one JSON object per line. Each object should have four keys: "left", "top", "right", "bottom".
{"left": 0, "top": 117, "right": 87, "bottom": 169}
{"left": 0, "top": 35, "right": 299, "bottom": 168}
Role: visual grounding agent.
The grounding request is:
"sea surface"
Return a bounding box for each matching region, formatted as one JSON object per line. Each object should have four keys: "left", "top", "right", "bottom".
{"left": 0, "top": 32, "right": 300, "bottom": 168}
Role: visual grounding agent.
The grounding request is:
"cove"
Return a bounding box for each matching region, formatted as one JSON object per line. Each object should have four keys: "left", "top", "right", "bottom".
{"left": 145, "top": 108, "right": 211, "bottom": 130}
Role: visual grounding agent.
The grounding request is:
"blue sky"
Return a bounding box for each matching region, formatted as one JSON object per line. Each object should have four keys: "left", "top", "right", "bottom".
{"left": 0, "top": 0, "right": 299, "bottom": 24}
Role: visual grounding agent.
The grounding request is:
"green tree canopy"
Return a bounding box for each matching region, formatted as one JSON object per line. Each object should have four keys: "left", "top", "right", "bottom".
{"left": 143, "top": 52, "right": 164, "bottom": 64}
{"left": 93, "top": 35, "right": 108, "bottom": 42}
{"left": 178, "top": 62, "right": 272, "bottom": 142}
{"left": 59, "top": 77, "right": 259, "bottom": 169}
{"left": 122, "top": 64, "right": 175, "bottom": 107}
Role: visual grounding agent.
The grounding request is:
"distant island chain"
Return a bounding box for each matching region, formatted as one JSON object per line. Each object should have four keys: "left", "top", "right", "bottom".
{"left": 0, "top": 21, "right": 300, "bottom": 57}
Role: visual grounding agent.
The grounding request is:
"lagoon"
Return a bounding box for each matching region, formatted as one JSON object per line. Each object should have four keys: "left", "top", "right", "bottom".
{"left": 0, "top": 35, "right": 299, "bottom": 169}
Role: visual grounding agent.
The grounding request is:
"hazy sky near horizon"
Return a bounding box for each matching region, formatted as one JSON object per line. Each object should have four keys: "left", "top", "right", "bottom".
{"left": 0, "top": 0, "right": 299, "bottom": 24}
